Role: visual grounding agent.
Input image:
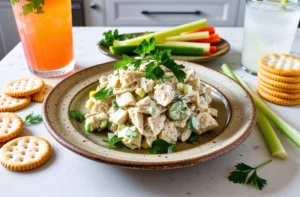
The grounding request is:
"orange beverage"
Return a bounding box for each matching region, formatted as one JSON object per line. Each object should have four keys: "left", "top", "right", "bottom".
{"left": 11, "top": 0, "right": 74, "bottom": 77}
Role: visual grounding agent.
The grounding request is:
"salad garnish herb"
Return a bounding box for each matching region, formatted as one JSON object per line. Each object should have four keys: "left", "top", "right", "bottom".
{"left": 112, "top": 100, "right": 119, "bottom": 108}
{"left": 150, "top": 139, "right": 175, "bottom": 154}
{"left": 187, "top": 117, "right": 200, "bottom": 131}
{"left": 200, "top": 93, "right": 206, "bottom": 100}
{"left": 103, "top": 133, "right": 124, "bottom": 148}
{"left": 92, "top": 86, "right": 113, "bottom": 100}
{"left": 228, "top": 159, "right": 272, "bottom": 190}
{"left": 12, "top": 0, "right": 44, "bottom": 15}
{"left": 24, "top": 112, "right": 43, "bottom": 125}
{"left": 99, "top": 29, "right": 136, "bottom": 48}
{"left": 187, "top": 132, "right": 199, "bottom": 144}
{"left": 69, "top": 110, "right": 85, "bottom": 122}
{"left": 114, "top": 37, "right": 186, "bottom": 83}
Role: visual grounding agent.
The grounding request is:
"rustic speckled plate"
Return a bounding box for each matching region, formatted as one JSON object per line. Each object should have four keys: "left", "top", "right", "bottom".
{"left": 98, "top": 32, "right": 230, "bottom": 63}
{"left": 43, "top": 61, "right": 256, "bottom": 170}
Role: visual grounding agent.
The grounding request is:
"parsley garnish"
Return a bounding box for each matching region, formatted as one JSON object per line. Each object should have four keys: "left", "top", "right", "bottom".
{"left": 112, "top": 100, "right": 119, "bottom": 108}
{"left": 24, "top": 112, "right": 43, "bottom": 125}
{"left": 187, "top": 132, "right": 199, "bottom": 144}
{"left": 200, "top": 93, "right": 206, "bottom": 100}
{"left": 228, "top": 159, "right": 272, "bottom": 190}
{"left": 150, "top": 139, "right": 175, "bottom": 154}
{"left": 148, "top": 95, "right": 157, "bottom": 102}
{"left": 12, "top": 0, "right": 45, "bottom": 16}
{"left": 103, "top": 133, "right": 124, "bottom": 148}
{"left": 69, "top": 110, "right": 85, "bottom": 122}
{"left": 98, "top": 29, "right": 135, "bottom": 48}
{"left": 187, "top": 117, "right": 200, "bottom": 131}
{"left": 92, "top": 86, "right": 113, "bottom": 100}
{"left": 113, "top": 37, "right": 186, "bottom": 83}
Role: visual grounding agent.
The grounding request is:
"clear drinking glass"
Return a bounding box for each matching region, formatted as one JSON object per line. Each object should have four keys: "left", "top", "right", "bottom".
{"left": 241, "top": 0, "right": 300, "bottom": 75}
{"left": 11, "top": 0, "right": 74, "bottom": 77}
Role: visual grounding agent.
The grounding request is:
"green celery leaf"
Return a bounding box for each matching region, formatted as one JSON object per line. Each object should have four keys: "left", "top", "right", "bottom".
{"left": 69, "top": 110, "right": 85, "bottom": 122}
{"left": 92, "top": 86, "right": 113, "bottom": 100}
{"left": 150, "top": 139, "right": 176, "bottom": 154}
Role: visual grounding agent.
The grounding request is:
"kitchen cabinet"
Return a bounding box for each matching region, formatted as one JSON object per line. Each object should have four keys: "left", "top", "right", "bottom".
{"left": 104, "top": 0, "right": 242, "bottom": 27}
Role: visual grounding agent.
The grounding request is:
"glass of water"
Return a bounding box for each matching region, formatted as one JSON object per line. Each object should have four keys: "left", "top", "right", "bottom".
{"left": 241, "top": 0, "right": 300, "bottom": 75}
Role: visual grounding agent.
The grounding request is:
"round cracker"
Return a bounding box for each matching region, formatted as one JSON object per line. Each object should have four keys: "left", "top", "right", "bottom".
{"left": 259, "top": 67, "right": 300, "bottom": 83}
{"left": 259, "top": 80, "right": 300, "bottom": 94}
{"left": 0, "top": 91, "right": 31, "bottom": 112}
{"left": 258, "top": 73, "right": 300, "bottom": 89}
{"left": 259, "top": 84, "right": 300, "bottom": 99}
{"left": 0, "top": 113, "right": 23, "bottom": 142}
{"left": 31, "top": 83, "right": 54, "bottom": 103}
{"left": 257, "top": 87, "right": 300, "bottom": 106}
{"left": 3, "top": 78, "right": 45, "bottom": 97}
{"left": 259, "top": 54, "right": 300, "bottom": 76}
{"left": 0, "top": 136, "right": 52, "bottom": 171}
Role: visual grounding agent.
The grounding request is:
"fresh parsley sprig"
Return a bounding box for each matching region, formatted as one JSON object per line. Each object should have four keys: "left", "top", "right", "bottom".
{"left": 113, "top": 37, "right": 186, "bottom": 83}
{"left": 69, "top": 110, "right": 85, "bottom": 122}
{"left": 24, "top": 112, "right": 43, "bottom": 125}
{"left": 92, "top": 86, "right": 113, "bottom": 100}
{"left": 187, "top": 117, "right": 200, "bottom": 131}
{"left": 103, "top": 133, "right": 124, "bottom": 148}
{"left": 187, "top": 132, "right": 199, "bottom": 144}
{"left": 228, "top": 159, "right": 272, "bottom": 190}
{"left": 98, "top": 29, "right": 136, "bottom": 48}
{"left": 12, "top": 0, "right": 45, "bottom": 16}
{"left": 150, "top": 139, "right": 175, "bottom": 154}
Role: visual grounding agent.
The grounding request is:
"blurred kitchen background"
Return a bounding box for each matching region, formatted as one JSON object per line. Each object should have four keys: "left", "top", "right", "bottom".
{"left": 0, "top": 0, "right": 299, "bottom": 59}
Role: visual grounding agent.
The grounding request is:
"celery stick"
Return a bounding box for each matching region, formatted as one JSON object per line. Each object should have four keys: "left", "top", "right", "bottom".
{"left": 257, "top": 109, "right": 287, "bottom": 159}
{"left": 221, "top": 63, "right": 288, "bottom": 158}
{"left": 109, "top": 45, "right": 205, "bottom": 56}
{"left": 114, "top": 19, "right": 207, "bottom": 46}
{"left": 165, "top": 31, "right": 209, "bottom": 41}
{"left": 159, "top": 42, "right": 210, "bottom": 52}
{"left": 235, "top": 75, "right": 300, "bottom": 148}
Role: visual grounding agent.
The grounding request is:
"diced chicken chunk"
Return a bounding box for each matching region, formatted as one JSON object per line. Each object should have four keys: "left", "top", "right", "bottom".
{"left": 85, "top": 112, "right": 109, "bottom": 131}
{"left": 174, "top": 110, "right": 191, "bottom": 128}
{"left": 144, "top": 135, "right": 157, "bottom": 147}
{"left": 108, "top": 74, "right": 120, "bottom": 88}
{"left": 113, "top": 87, "right": 136, "bottom": 95}
{"left": 209, "top": 108, "right": 218, "bottom": 117}
{"left": 97, "top": 76, "right": 109, "bottom": 90}
{"left": 109, "top": 108, "right": 128, "bottom": 125}
{"left": 178, "top": 128, "right": 192, "bottom": 142}
{"left": 154, "top": 84, "right": 175, "bottom": 107}
{"left": 194, "top": 112, "right": 218, "bottom": 135}
{"left": 196, "top": 94, "right": 209, "bottom": 112}
{"left": 116, "top": 92, "right": 136, "bottom": 107}
{"left": 183, "top": 68, "right": 195, "bottom": 83}
{"left": 159, "top": 121, "right": 177, "bottom": 144}
{"left": 91, "top": 100, "right": 109, "bottom": 114}
{"left": 118, "top": 126, "right": 142, "bottom": 150}
{"left": 139, "top": 78, "right": 155, "bottom": 93}
{"left": 148, "top": 114, "right": 166, "bottom": 136}
{"left": 128, "top": 107, "right": 143, "bottom": 134}
{"left": 136, "top": 96, "right": 153, "bottom": 106}
{"left": 136, "top": 96, "right": 166, "bottom": 116}
{"left": 119, "top": 70, "right": 145, "bottom": 87}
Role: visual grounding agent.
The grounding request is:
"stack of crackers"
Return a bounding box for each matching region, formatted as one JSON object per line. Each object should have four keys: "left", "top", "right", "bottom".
{"left": 0, "top": 78, "right": 53, "bottom": 171}
{"left": 0, "top": 78, "right": 53, "bottom": 112}
{"left": 257, "top": 54, "right": 300, "bottom": 106}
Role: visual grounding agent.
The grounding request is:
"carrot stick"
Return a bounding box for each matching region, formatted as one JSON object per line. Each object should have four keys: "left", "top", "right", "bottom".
{"left": 210, "top": 46, "right": 217, "bottom": 53}
{"left": 188, "top": 26, "right": 215, "bottom": 34}
{"left": 204, "top": 52, "right": 212, "bottom": 56}
{"left": 191, "top": 37, "right": 220, "bottom": 44}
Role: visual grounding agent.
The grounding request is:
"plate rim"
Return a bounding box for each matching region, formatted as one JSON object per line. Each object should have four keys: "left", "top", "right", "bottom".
{"left": 98, "top": 32, "right": 231, "bottom": 63}
{"left": 43, "top": 61, "right": 256, "bottom": 169}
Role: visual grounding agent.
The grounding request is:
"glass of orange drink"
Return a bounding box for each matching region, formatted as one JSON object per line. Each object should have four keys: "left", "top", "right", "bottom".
{"left": 11, "top": 0, "right": 74, "bottom": 77}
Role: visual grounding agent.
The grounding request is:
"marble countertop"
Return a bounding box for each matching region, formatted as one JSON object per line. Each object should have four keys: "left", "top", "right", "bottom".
{"left": 0, "top": 27, "right": 299, "bottom": 197}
